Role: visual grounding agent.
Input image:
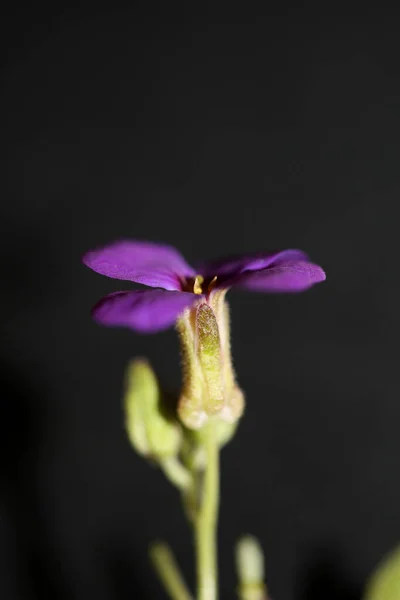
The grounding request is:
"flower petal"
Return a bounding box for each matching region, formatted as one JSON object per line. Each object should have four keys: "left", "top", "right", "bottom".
{"left": 91, "top": 289, "right": 197, "bottom": 332}
{"left": 83, "top": 240, "right": 195, "bottom": 290}
{"left": 232, "top": 260, "right": 326, "bottom": 292}
{"left": 199, "top": 249, "right": 309, "bottom": 282}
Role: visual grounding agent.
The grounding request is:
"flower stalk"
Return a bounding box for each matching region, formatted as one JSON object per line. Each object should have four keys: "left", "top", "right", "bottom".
{"left": 160, "top": 456, "right": 192, "bottom": 492}
{"left": 150, "top": 541, "right": 193, "bottom": 600}
{"left": 195, "top": 419, "right": 220, "bottom": 600}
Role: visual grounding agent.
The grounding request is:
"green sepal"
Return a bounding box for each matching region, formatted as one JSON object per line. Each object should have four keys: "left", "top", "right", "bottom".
{"left": 177, "top": 297, "right": 245, "bottom": 431}
{"left": 196, "top": 304, "right": 224, "bottom": 415}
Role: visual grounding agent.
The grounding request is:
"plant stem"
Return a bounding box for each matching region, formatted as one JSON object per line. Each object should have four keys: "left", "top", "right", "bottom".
{"left": 195, "top": 419, "right": 220, "bottom": 600}
{"left": 150, "top": 541, "right": 193, "bottom": 600}
{"left": 161, "top": 456, "right": 191, "bottom": 492}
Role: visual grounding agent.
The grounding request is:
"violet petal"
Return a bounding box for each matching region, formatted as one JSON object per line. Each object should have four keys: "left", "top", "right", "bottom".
{"left": 91, "top": 289, "right": 197, "bottom": 332}
{"left": 199, "top": 249, "right": 309, "bottom": 282}
{"left": 232, "top": 260, "right": 326, "bottom": 292}
{"left": 83, "top": 240, "right": 195, "bottom": 290}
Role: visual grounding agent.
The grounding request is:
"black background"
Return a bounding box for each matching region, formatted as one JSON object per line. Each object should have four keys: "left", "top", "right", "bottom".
{"left": 1, "top": 5, "right": 400, "bottom": 600}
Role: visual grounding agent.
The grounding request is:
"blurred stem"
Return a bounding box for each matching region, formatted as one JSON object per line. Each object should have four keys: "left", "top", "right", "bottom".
{"left": 161, "top": 456, "right": 191, "bottom": 492}
{"left": 182, "top": 470, "right": 199, "bottom": 523}
{"left": 195, "top": 420, "right": 220, "bottom": 600}
{"left": 150, "top": 541, "right": 193, "bottom": 600}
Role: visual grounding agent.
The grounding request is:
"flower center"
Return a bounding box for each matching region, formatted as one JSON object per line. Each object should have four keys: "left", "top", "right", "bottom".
{"left": 183, "top": 274, "right": 218, "bottom": 295}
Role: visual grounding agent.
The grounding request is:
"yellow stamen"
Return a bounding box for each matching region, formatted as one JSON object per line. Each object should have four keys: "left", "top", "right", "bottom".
{"left": 193, "top": 275, "right": 204, "bottom": 295}
{"left": 208, "top": 276, "right": 218, "bottom": 292}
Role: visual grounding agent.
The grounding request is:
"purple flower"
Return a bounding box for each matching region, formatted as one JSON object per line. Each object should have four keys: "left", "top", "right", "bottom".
{"left": 82, "top": 240, "right": 325, "bottom": 333}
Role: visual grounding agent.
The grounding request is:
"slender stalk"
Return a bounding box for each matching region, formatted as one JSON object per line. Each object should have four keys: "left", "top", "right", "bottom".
{"left": 182, "top": 470, "right": 199, "bottom": 524}
{"left": 161, "top": 456, "right": 191, "bottom": 492}
{"left": 150, "top": 541, "right": 193, "bottom": 600}
{"left": 195, "top": 420, "right": 220, "bottom": 600}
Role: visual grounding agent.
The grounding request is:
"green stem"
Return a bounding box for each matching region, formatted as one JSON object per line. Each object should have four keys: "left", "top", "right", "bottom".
{"left": 182, "top": 470, "right": 199, "bottom": 524}
{"left": 195, "top": 420, "right": 220, "bottom": 600}
{"left": 161, "top": 456, "right": 191, "bottom": 492}
{"left": 150, "top": 541, "right": 193, "bottom": 600}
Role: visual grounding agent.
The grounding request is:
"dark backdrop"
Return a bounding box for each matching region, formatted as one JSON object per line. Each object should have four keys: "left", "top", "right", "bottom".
{"left": 1, "top": 5, "right": 400, "bottom": 600}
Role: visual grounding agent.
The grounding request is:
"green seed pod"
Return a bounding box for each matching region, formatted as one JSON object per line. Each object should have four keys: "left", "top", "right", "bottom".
{"left": 124, "top": 359, "right": 181, "bottom": 461}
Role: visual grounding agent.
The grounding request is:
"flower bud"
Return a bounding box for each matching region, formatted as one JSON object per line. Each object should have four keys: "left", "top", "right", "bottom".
{"left": 364, "top": 545, "right": 400, "bottom": 600}
{"left": 235, "top": 535, "right": 267, "bottom": 600}
{"left": 177, "top": 291, "right": 245, "bottom": 430}
{"left": 124, "top": 359, "right": 181, "bottom": 460}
